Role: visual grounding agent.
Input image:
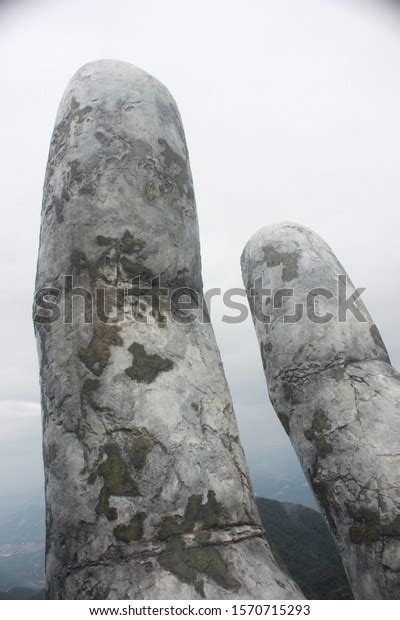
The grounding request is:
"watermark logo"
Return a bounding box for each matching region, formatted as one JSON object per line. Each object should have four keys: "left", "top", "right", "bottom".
{"left": 33, "top": 275, "right": 367, "bottom": 326}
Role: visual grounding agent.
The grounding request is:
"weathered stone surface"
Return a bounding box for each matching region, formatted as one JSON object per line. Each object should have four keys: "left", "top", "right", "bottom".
{"left": 241, "top": 222, "right": 400, "bottom": 599}
{"left": 34, "top": 61, "right": 302, "bottom": 600}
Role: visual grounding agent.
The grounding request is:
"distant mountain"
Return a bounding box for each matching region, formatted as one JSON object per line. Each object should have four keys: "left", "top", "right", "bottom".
{"left": 0, "top": 503, "right": 44, "bottom": 544}
{"left": 0, "top": 497, "right": 352, "bottom": 599}
{"left": 0, "top": 547, "right": 44, "bottom": 592}
{"left": 0, "top": 502, "right": 45, "bottom": 592}
{"left": 256, "top": 497, "right": 352, "bottom": 599}
{"left": 0, "top": 587, "right": 45, "bottom": 600}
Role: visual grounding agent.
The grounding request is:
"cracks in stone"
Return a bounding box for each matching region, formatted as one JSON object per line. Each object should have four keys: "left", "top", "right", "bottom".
{"left": 276, "top": 355, "right": 389, "bottom": 387}
{"left": 67, "top": 523, "right": 264, "bottom": 569}
{"left": 347, "top": 369, "right": 397, "bottom": 407}
{"left": 347, "top": 375, "right": 364, "bottom": 432}
{"left": 376, "top": 453, "right": 400, "bottom": 458}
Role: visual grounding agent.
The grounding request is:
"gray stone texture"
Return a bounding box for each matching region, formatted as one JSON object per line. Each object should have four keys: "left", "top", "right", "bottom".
{"left": 34, "top": 61, "right": 302, "bottom": 600}
{"left": 241, "top": 222, "right": 400, "bottom": 599}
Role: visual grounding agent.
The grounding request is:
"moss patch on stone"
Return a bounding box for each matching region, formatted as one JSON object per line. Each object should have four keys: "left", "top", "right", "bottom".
{"left": 50, "top": 96, "right": 92, "bottom": 165}
{"left": 347, "top": 505, "right": 380, "bottom": 544}
{"left": 196, "top": 490, "right": 223, "bottom": 530}
{"left": 125, "top": 342, "right": 173, "bottom": 383}
{"left": 78, "top": 323, "right": 122, "bottom": 376}
{"left": 304, "top": 409, "right": 332, "bottom": 459}
{"left": 159, "top": 491, "right": 225, "bottom": 540}
{"left": 158, "top": 540, "right": 240, "bottom": 598}
{"left": 95, "top": 444, "right": 138, "bottom": 521}
{"left": 158, "top": 515, "right": 185, "bottom": 540}
{"left": 113, "top": 512, "right": 146, "bottom": 542}
{"left": 96, "top": 235, "right": 117, "bottom": 247}
{"left": 157, "top": 138, "right": 192, "bottom": 199}
{"left": 315, "top": 436, "right": 332, "bottom": 458}
{"left": 282, "top": 381, "right": 302, "bottom": 405}
{"left": 120, "top": 230, "right": 146, "bottom": 254}
{"left": 128, "top": 430, "right": 154, "bottom": 469}
{"left": 312, "top": 409, "right": 331, "bottom": 434}
{"left": 263, "top": 244, "right": 299, "bottom": 281}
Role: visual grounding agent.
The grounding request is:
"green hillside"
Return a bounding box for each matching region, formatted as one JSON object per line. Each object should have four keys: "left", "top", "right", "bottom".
{"left": 256, "top": 497, "right": 352, "bottom": 599}
{"left": 0, "top": 497, "right": 353, "bottom": 599}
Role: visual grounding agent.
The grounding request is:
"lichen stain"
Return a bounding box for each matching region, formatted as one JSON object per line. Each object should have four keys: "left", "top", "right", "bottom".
{"left": 158, "top": 138, "right": 193, "bottom": 200}
{"left": 347, "top": 506, "right": 380, "bottom": 544}
{"left": 93, "top": 230, "right": 147, "bottom": 285}
{"left": 304, "top": 409, "right": 331, "bottom": 439}
{"left": 51, "top": 97, "right": 93, "bottom": 161}
{"left": 93, "top": 443, "right": 138, "bottom": 521}
{"left": 95, "top": 248, "right": 120, "bottom": 286}
{"left": 304, "top": 409, "right": 332, "bottom": 460}
{"left": 96, "top": 235, "right": 117, "bottom": 248}
{"left": 263, "top": 244, "right": 299, "bottom": 281}
{"left": 159, "top": 490, "right": 225, "bottom": 540}
{"left": 137, "top": 137, "right": 194, "bottom": 208}
{"left": 125, "top": 342, "right": 173, "bottom": 384}
{"left": 158, "top": 540, "right": 240, "bottom": 598}
{"left": 113, "top": 512, "right": 146, "bottom": 542}
{"left": 45, "top": 97, "right": 93, "bottom": 222}
{"left": 128, "top": 429, "right": 154, "bottom": 469}
{"left": 144, "top": 175, "right": 173, "bottom": 204}
{"left": 282, "top": 381, "right": 302, "bottom": 405}
{"left": 315, "top": 436, "right": 332, "bottom": 458}
{"left": 78, "top": 323, "right": 122, "bottom": 376}
{"left": 120, "top": 230, "right": 146, "bottom": 254}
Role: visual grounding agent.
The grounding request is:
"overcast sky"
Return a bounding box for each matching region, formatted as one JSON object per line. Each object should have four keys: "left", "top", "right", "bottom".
{"left": 1, "top": 0, "right": 400, "bottom": 507}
